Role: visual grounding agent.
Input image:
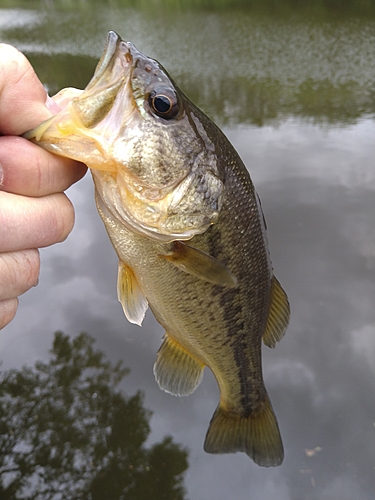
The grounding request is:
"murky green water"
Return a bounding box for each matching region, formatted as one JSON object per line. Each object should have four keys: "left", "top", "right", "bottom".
{"left": 1, "top": 1, "right": 375, "bottom": 499}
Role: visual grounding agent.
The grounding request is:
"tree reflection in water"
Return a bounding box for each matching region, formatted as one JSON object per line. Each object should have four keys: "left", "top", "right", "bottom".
{"left": 0, "top": 332, "right": 189, "bottom": 499}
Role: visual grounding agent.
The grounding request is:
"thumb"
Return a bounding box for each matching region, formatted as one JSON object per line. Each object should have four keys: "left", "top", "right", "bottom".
{"left": 0, "top": 44, "right": 53, "bottom": 135}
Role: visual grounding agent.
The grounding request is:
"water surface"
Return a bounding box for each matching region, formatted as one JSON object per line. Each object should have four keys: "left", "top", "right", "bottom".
{"left": 0, "top": 2, "right": 374, "bottom": 499}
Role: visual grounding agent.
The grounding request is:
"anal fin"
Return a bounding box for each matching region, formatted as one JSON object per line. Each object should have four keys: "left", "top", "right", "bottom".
{"left": 117, "top": 261, "right": 148, "bottom": 326}
{"left": 153, "top": 333, "right": 205, "bottom": 396}
{"left": 204, "top": 396, "right": 284, "bottom": 467}
{"left": 262, "top": 277, "right": 290, "bottom": 348}
{"left": 161, "top": 241, "right": 237, "bottom": 288}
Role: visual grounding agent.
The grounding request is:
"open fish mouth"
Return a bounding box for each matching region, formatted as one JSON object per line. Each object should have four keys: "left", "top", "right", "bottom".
{"left": 69, "top": 32, "right": 135, "bottom": 130}
{"left": 23, "top": 31, "right": 135, "bottom": 161}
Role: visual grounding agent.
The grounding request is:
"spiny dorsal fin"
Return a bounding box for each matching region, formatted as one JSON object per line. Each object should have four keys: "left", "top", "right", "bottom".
{"left": 161, "top": 241, "right": 237, "bottom": 288}
{"left": 263, "top": 277, "right": 290, "bottom": 348}
{"left": 204, "top": 396, "right": 284, "bottom": 467}
{"left": 154, "top": 333, "right": 205, "bottom": 396}
{"left": 117, "top": 261, "right": 148, "bottom": 326}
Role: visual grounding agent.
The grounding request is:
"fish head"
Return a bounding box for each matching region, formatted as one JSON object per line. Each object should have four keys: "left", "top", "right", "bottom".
{"left": 24, "top": 31, "right": 223, "bottom": 241}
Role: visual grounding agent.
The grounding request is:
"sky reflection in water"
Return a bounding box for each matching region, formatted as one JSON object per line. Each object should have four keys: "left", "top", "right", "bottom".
{"left": 0, "top": 3, "right": 374, "bottom": 499}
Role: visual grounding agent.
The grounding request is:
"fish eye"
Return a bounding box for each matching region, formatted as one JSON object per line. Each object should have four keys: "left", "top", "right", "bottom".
{"left": 153, "top": 95, "right": 171, "bottom": 114}
{"left": 148, "top": 88, "right": 179, "bottom": 120}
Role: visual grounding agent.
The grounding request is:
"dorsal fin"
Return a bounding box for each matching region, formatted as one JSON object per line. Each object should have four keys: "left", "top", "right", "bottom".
{"left": 263, "top": 277, "right": 290, "bottom": 348}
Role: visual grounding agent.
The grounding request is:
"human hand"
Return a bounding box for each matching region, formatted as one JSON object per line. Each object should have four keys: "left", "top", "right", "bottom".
{"left": 0, "top": 44, "right": 87, "bottom": 329}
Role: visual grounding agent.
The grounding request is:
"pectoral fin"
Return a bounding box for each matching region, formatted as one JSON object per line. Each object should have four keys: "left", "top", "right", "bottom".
{"left": 117, "top": 261, "right": 148, "bottom": 326}
{"left": 153, "top": 333, "right": 205, "bottom": 396}
{"left": 262, "top": 277, "right": 290, "bottom": 348}
{"left": 161, "top": 241, "right": 237, "bottom": 288}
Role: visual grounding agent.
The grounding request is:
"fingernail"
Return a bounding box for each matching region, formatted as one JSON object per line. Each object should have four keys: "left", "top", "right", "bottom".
{"left": 45, "top": 94, "right": 62, "bottom": 114}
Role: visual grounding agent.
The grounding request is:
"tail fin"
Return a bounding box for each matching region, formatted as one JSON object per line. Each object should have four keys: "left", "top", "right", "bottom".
{"left": 204, "top": 397, "right": 283, "bottom": 467}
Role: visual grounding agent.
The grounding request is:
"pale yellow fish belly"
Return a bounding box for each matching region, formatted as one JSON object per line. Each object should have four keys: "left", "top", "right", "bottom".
{"left": 97, "top": 196, "right": 266, "bottom": 411}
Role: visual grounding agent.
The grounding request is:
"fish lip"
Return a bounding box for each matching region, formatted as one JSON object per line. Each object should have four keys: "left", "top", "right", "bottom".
{"left": 82, "top": 31, "right": 139, "bottom": 100}
{"left": 86, "top": 31, "right": 127, "bottom": 90}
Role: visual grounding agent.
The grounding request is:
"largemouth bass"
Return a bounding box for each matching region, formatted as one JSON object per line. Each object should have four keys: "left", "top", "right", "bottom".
{"left": 24, "top": 31, "right": 290, "bottom": 466}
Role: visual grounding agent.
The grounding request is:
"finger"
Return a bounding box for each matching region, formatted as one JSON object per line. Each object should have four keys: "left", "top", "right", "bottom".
{"left": 0, "top": 136, "right": 87, "bottom": 196}
{"left": 0, "top": 44, "right": 52, "bottom": 134}
{"left": 0, "top": 298, "right": 18, "bottom": 330}
{"left": 0, "top": 191, "right": 75, "bottom": 253}
{"left": 0, "top": 249, "right": 40, "bottom": 300}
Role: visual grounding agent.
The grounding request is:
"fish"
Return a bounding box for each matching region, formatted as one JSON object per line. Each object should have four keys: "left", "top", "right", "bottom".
{"left": 24, "top": 31, "right": 290, "bottom": 467}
